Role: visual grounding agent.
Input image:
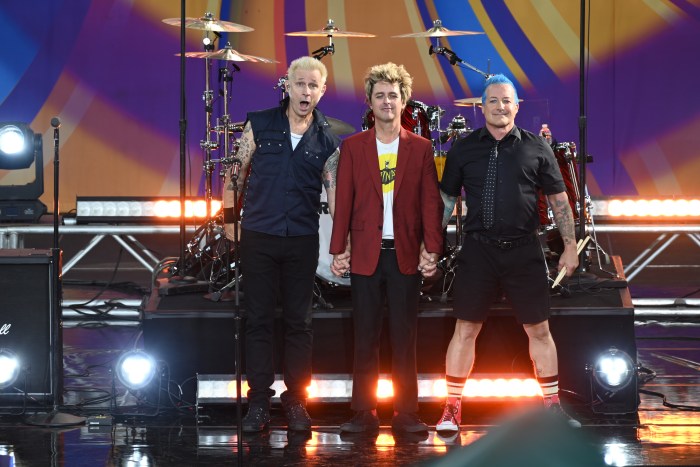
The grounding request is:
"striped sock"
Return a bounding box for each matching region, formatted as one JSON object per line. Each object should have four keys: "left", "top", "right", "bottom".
{"left": 445, "top": 375, "right": 468, "bottom": 403}
{"left": 538, "top": 375, "right": 560, "bottom": 406}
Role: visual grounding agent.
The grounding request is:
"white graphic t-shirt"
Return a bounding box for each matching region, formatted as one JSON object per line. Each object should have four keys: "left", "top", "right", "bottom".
{"left": 377, "top": 137, "right": 399, "bottom": 240}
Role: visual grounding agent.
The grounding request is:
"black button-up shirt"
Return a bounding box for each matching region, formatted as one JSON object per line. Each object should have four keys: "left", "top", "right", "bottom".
{"left": 440, "top": 126, "right": 565, "bottom": 239}
{"left": 242, "top": 100, "right": 340, "bottom": 236}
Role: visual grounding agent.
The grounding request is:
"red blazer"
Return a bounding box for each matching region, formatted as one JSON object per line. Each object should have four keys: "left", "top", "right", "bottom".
{"left": 330, "top": 127, "right": 444, "bottom": 276}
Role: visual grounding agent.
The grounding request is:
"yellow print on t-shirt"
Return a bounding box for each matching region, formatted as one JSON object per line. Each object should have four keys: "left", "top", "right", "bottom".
{"left": 378, "top": 153, "right": 397, "bottom": 194}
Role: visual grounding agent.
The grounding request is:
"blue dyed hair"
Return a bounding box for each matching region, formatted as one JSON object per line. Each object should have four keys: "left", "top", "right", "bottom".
{"left": 481, "top": 74, "right": 518, "bottom": 105}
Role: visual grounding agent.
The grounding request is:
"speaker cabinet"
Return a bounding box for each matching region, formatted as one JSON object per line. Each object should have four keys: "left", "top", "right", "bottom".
{"left": 0, "top": 249, "right": 59, "bottom": 405}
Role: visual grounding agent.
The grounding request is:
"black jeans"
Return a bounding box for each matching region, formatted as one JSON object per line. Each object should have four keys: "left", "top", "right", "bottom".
{"left": 240, "top": 229, "right": 319, "bottom": 407}
{"left": 349, "top": 249, "right": 422, "bottom": 413}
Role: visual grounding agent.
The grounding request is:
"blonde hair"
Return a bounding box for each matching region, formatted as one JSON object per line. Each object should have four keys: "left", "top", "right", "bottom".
{"left": 288, "top": 56, "right": 328, "bottom": 83}
{"left": 364, "top": 62, "right": 413, "bottom": 103}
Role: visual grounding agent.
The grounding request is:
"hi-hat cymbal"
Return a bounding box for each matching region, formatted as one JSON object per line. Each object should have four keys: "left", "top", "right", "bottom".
{"left": 163, "top": 12, "right": 253, "bottom": 33}
{"left": 326, "top": 117, "right": 355, "bottom": 136}
{"left": 393, "top": 19, "right": 483, "bottom": 38}
{"left": 286, "top": 19, "right": 375, "bottom": 38}
{"left": 180, "top": 44, "right": 277, "bottom": 63}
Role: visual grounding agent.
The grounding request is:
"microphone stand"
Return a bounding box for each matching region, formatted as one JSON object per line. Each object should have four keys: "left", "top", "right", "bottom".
{"left": 229, "top": 164, "right": 244, "bottom": 455}
{"left": 25, "top": 118, "right": 85, "bottom": 427}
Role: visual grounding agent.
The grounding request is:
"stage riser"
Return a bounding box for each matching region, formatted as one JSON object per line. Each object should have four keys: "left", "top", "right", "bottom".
{"left": 143, "top": 311, "right": 637, "bottom": 407}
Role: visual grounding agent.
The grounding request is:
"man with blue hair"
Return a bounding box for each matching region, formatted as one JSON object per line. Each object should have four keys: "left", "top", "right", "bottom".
{"left": 436, "top": 74, "right": 581, "bottom": 433}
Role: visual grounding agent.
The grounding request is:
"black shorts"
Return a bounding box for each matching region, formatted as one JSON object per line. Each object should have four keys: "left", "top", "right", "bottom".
{"left": 452, "top": 234, "right": 550, "bottom": 324}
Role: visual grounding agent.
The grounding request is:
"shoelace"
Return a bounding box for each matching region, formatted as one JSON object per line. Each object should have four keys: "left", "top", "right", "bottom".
{"left": 440, "top": 404, "right": 458, "bottom": 423}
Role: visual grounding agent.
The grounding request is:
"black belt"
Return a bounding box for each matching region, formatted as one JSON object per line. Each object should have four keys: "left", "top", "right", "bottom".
{"left": 468, "top": 231, "right": 535, "bottom": 250}
{"left": 380, "top": 239, "right": 395, "bottom": 249}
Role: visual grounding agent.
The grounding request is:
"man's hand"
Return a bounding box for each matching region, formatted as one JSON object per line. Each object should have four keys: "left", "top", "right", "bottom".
{"left": 331, "top": 248, "right": 351, "bottom": 277}
{"left": 418, "top": 242, "right": 439, "bottom": 278}
{"left": 558, "top": 243, "right": 579, "bottom": 278}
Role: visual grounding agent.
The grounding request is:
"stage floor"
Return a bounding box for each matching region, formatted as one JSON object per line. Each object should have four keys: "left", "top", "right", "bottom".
{"left": 0, "top": 316, "right": 697, "bottom": 466}
{"left": 0, "top": 229, "right": 698, "bottom": 465}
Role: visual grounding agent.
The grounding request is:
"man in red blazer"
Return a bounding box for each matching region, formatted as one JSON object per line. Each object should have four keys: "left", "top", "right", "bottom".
{"left": 330, "top": 62, "right": 444, "bottom": 435}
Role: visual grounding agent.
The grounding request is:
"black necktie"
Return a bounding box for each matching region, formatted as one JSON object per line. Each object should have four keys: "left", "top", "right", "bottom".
{"left": 481, "top": 140, "right": 500, "bottom": 230}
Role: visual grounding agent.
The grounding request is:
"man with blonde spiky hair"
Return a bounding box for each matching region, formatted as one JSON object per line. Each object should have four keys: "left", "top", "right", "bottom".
{"left": 223, "top": 56, "right": 340, "bottom": 433}
{"left": 330, "top": 62, "right": 443, "bottom": 435}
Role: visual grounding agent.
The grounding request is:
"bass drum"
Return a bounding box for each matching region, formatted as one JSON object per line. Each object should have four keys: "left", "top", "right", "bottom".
{"left": 317, "top": 186, "right": 351, "bottom": 287}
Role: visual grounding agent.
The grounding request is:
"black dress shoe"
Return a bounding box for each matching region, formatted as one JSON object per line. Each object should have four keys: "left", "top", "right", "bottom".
{"left": 242, "top": 405, "right": 271, "bottom": 433}
{"left": 391, "top": 412, "right": 429, "bottom": 433}
{"left": 284, "top": 400, "right": 312, "bottom": 431}
{"left": 339, "top": 410, "right": 380, "bottom": 433}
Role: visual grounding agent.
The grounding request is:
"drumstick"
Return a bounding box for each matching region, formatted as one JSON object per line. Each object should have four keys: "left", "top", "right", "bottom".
{"left": 551, "top": 236, "right": 591, "bottom": 288}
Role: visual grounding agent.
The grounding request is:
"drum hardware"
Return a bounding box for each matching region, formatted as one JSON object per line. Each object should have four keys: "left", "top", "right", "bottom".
{"left": 286, "top": 19, "right": 376, "bottom": 60}
{"left": 439, "top": 114, "right": 472, "bottom": 145}
{"left": 436, "top": 244, "right": 461, "bottom": 303}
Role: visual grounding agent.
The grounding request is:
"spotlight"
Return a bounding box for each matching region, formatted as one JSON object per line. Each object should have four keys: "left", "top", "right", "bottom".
{"left": 592, "top": 347, "right": 635, "bottom": 390}
{"left": 588, "top": 347, "right": 639, "bottom": 414}
{"left": 116, "top": 351, "right": 157, "bottom": 391}
{"left": 0, "top": 122, "right": 46, "bottom": 222}
{"left": 0, "top": 349, "right": 20, "bottom": 389}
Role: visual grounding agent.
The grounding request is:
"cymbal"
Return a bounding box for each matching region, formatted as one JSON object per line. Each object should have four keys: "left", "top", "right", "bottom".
{"left": 286, "top": 19, "right": 375, "bottom": 38}
{"left": 162, "top": 12, "right": 253, "bottom": 33}
{"left": 326, "top": 117, "right": 355, "bottom": 136}
{"left": 392, "top": 19, "right": 483, "bottom": 38}
{"left": 180, "top": 44, "right": 277, "bottom": 63}
{"left": 454, "top": 97, "right": 482, "bottom": 106}
{"left": 454, "top": 97, "right": 523, "bottom": 106}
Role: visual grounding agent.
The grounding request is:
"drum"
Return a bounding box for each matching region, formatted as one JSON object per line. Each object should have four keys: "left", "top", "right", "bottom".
{"left": 537, "top": 142, "right": 582, "bottom": 229}
{"left": 317, "top": 186, "right": 351, "bottom": 287}
{"left": 434, "top": 150, "right": 447, "bottom": 182}
{"left": 362, "top": 100, "right": 431, "bottom": 139}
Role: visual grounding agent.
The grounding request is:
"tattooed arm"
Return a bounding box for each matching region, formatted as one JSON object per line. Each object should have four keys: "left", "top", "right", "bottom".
{"left": 547, "top": 192, "right": 579, "bottom": 277}
{"left": 223, "top": 122, "right": 256, "bottom": 240}
{"left": 322, "top": 147, "right": 340, "bottom": 218}
{"left": 440, "top": 190, "right": 458, "bottom": 229}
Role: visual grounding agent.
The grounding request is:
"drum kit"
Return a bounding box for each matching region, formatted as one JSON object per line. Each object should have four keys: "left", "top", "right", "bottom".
{"left": 160, "top": 13, "right": 593, "bottom": 299}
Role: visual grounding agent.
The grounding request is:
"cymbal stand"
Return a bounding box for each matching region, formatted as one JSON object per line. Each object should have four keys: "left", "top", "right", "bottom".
{"left": 204, "top": 62, "right": 241, "bottom": 297}
{"left": 428, "top": 44, "right": 492, "bottom": 79}
{"left": 312, "top": 41, "right": 335, "bottom": 60}
{"left": 199, "top": 34, "right": 218, "bottom": 228}
{"left": 215, "top": 63, "right": 240, "bottom": 169}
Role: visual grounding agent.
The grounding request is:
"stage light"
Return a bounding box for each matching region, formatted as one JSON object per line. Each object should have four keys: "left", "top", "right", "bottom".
{"left": 196, "top": 374, "right": 543, "bottom": 404}
{"left": 75, "top": 197, "right": 222, "bottom": 224}
{"left": 592, "top": 197, "right": 700, "bottom": 221}
{"left": 592, "top": 347, "right": 635, "bottom": 391}
{"left": 0, "top": 122, "right": 46, "bottom": 222}
{"left": 0, "top": 349, "right": 20, "bottom": 389}
{"left": 116, "top": 351, "right": 157, "bottom": 391}
{"left": 588, "top": 347, "right": 639, "bottom": 414}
